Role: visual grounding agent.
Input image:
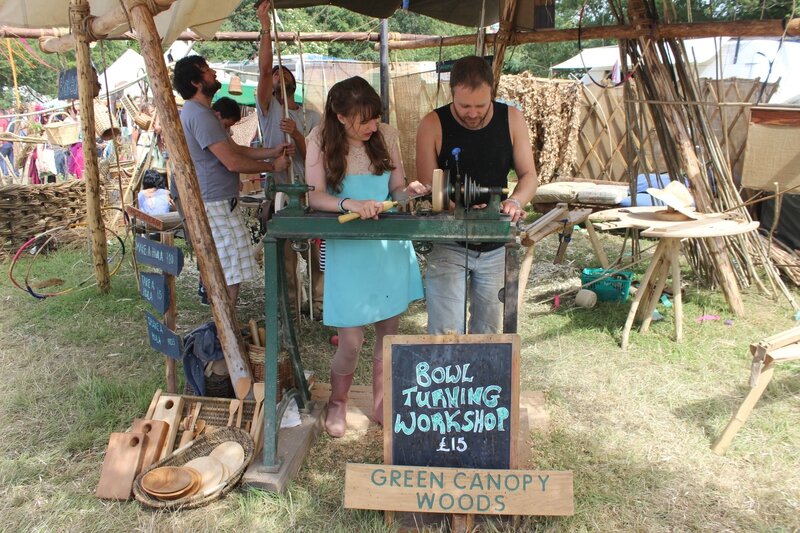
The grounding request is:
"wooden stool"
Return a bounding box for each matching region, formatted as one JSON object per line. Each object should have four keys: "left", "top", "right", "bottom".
{"left": 711, "top": 326, "right": 800, "bottom": 455}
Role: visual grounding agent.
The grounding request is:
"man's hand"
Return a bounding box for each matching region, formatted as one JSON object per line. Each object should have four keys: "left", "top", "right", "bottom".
{"left": 501, "top": 197, "right": 526, "bottom": 222}
{"left": 273, "top": 153, "right": 290, "bottom": 172}
{"left": 256, "top": 0, "right": 271, "bottom": 29}
{"left": 279, "top": 118, "right": 300, "bottom": 140}
{"left": 266, "top": 142, "right": 294, "bottom": 158}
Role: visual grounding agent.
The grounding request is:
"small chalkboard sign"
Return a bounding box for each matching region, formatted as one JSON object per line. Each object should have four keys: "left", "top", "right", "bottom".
{"left": 384, "top": 334, "right": 520, "bottom": 470}
{"left": 135, "top": 236, "right": 184, "bottom": 276}
{"left": 145, "top": 311, "right": 182, "bottom": 360}
{"left": 57, "top": 68, "right": 79, "bottom": 100}
{"left": 140, "top": 272, "right": 169, "bottom": 314}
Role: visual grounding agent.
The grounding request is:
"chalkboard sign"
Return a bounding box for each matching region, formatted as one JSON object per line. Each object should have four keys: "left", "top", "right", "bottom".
{"left": 140, "top": 272, "right": 169, "bottom": 314}
{"left": 384, "top": 334, "right": 520, "bottom": 470}
{"left": 57, "top": 68, "right": 79, "bottom": 100}
{"left": 135, "top": 236, "right": 184, "bottom": 276}
{"left": 145, "top": 311, "right": 182, "bottom": 360}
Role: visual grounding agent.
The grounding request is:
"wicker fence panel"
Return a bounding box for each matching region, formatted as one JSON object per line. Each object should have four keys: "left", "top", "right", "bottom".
{"left": 574, "top": 78, "right": 777, "bottom": 182}
{"left": 0, "top": 180, "right": 90, "bottom": 255}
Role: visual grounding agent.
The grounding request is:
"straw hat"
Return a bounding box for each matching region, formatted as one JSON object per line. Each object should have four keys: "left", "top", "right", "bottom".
{"left": 646, "top": 180, "right": 699, "bottom": 219}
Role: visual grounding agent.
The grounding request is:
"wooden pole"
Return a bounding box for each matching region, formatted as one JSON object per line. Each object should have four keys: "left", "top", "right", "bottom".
{"left": 40, "top": 0, "right": 176, "bottom": 53}
{"left": 388, "top": 18, "right": 800, "bottom": 50}
{"left": 70, "top": 0, "right": 110, "bottom": 294}
{"left": 123, "top": 0, "right": 254, "bottom": 399}
{"left": 161, "top": 231, "right": 179, "bottom": 393}
{"left": 491, "top": 0, "right": 518, "bottom": 96}
{"left": 379, "top": 19, "right": 390, "bottom": 124}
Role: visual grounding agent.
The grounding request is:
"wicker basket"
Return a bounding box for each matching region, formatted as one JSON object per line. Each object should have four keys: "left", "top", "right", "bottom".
{"left": 43, "top": 121, "right": 80, "bottom": 146}
{"left": 93, "top": 100, "right": 119, "bottom": 140}
{"left": 247, "top": 343, "right": 295, "bottom": 394}
{"left": 132, "top": 427, "right": 254, "bottom": 510}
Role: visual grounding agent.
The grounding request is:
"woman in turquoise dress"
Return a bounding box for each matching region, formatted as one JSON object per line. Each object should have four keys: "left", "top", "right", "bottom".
{"left": 306, "top": 76, "right": 428, "bottom": 437}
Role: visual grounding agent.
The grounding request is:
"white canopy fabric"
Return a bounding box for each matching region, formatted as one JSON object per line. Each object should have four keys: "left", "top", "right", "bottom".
{"left": 0, "top": 0, "right": 244, "bottom": 46}
{"left": 552, "top": 37, "right": 800, "bottom": 104}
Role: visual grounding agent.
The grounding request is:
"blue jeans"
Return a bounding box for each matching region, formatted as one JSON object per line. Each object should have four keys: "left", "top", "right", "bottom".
{"left": 425, "top": 243, "right": 505, "bottom": 334}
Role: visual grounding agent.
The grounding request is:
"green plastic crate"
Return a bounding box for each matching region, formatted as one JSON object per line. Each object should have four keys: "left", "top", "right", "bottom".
{"left": 580, "top": 268, "right": 633, "bottom": 302}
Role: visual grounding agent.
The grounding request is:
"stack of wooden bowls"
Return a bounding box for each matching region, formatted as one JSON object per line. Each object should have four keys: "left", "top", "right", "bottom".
{"left": 141, "top": 441, "right": 246, "bottom": 501}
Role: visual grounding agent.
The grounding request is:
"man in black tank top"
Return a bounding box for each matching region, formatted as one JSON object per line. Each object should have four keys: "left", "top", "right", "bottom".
{"left": 416, "top": 55, "right": 538, "bottom": 334}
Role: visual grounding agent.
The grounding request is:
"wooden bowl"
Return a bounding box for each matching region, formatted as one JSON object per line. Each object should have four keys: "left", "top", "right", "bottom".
{"left": 209, "top": 441, "right": 245, "bottom": 473}
{"left": 153, "top": 467, "right": 202, "bottom": 500}
{"left": 184, "top": 456, "right": 225, "bottom": 493}
{"left": 141, "top": 466, "right": 193, "bottom": 496}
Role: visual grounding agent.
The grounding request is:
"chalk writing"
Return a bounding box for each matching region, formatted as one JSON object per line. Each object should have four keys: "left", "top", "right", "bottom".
{"left": 145, "top": 311, "right": 182, "bottom": 360}
{"left": 140, "top": 272, "right": 169, "bottom": 314}
{"left": 389, "top": 339, "right": 516, "bottom": 469}
{"left": 135, "top": 236, "right": 183, "bottom": 276}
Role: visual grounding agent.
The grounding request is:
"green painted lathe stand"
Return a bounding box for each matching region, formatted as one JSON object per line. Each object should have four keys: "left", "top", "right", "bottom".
{"left": 257, "top": 184, "right": 520, "bottom": 471}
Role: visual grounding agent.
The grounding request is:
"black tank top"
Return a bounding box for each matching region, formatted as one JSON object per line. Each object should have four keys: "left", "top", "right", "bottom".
{"left": 436, "top": 101, "right": 514, "bottom": 251}
{"left": 435, "top": 101, "right": 514, "bottom": 204}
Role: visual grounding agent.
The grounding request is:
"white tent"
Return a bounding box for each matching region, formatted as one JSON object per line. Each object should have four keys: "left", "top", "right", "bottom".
{"left": 552, "top": 37, "right": 800, "bottom": 104}
{"left": 97, "top": 41, "right": 195, "bottom": 97}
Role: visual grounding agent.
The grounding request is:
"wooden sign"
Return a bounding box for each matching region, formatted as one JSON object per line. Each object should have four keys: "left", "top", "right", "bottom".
{"left": 126, "top": 205, "right": 164, "bottom": 231}
{"left": 145, "top": 311, "right": 182, "bottom": 360}
{"left": 384, "top": 334, "right": 520, "bottom": 469}
{"left": 135, "top": 236, "right": 183, "bottom": 276}
{"left": 345, "top": 464, "right": 573, "bottom": 516}
{"left": 140, "top": 272, "right": 169, "bottom": 314}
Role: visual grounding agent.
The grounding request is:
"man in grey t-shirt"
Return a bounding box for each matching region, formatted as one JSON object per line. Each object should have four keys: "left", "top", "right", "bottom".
{"left": 174, "top": 54, "right": 292, "bottom": 304}
{"left": 256, "top": 0, "right": 323, "bottom": 318}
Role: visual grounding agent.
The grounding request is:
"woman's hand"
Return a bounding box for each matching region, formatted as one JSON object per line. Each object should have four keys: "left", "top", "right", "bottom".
{"left": 342, "top": 198, "right": 384, "bottom": 220}
{"left": 405, "top": 180, "right": 430, "bottom": 196}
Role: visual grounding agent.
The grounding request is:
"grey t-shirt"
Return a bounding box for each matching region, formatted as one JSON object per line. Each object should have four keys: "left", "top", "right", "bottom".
{"left": 180, "top": 100, "right": 239, "bottom": 201}
{"left": 257, "top": 95, "right": 321, "bottom": 185}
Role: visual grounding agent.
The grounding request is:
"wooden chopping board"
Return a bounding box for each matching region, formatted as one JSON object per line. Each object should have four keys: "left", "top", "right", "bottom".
{"left": 150, "top": 395, "right": 184, "bottom": 459}
{"left": 131, "top": 419, "right": 169, "bottom": 473}
{"left": 96, "top": 432, "right": 145, "bottom": 500}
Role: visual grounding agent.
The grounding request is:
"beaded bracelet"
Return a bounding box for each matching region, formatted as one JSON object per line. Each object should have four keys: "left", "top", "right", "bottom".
{"left": 338, "top": 197, "right": 350, "bottom": 213}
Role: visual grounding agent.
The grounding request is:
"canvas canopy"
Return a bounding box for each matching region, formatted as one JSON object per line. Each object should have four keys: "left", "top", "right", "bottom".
{"left": 0, "top": 0, "right": 507, "bottom": 40}
{"left": 0, "top": 0, "right": 244, "bottom": 46}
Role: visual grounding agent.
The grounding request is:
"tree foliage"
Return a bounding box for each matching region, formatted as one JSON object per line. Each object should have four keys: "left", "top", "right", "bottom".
{"left": 1, "top": 0, "right": 797, "bottom": 107}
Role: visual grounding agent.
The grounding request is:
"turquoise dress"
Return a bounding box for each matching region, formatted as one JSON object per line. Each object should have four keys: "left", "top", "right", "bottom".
{"left": 324, "top": 171, "right": 424, "bottom": 327}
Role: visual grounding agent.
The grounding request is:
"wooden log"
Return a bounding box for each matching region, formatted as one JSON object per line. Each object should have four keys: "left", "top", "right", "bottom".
{"left": 71, "top": 0, "right": 110, "bottom": 294}
{"left": 388, "top": 18, "right": 800, "bottom": 50}
{"left": 13, "top": 24, "right": 435, "bottom": 48}
{"left": 123, "top": 0, "right": 253, "bottom": 399}
{"left": 40, "top": 0, "right": 176, "bottom": 54}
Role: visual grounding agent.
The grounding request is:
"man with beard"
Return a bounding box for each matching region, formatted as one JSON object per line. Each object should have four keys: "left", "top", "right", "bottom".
{"left": 256, "top": 0, "right": 324, "bottom": 319}
{"left": 416, "top": 55, "right": 538, "bottom": 335}
{"left": 173, "top": 55, "right": 292, "bottom": 304}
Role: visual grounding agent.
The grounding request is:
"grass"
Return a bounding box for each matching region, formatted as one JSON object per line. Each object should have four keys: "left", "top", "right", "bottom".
{"left": 0, "top": 229, "right": 798, "bottom": 532}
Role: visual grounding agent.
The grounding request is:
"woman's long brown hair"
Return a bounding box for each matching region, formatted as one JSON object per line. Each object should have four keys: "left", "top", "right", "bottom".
{"left": 320, "top": 76, "right": 395, "bottom": 193}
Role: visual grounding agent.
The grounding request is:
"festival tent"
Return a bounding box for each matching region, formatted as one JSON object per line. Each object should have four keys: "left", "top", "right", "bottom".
{"left": 98, "top": 41, "right": 195, "bottom": 97}
{"left": 552, "top": 37, "right": 800, "bottom": 104}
